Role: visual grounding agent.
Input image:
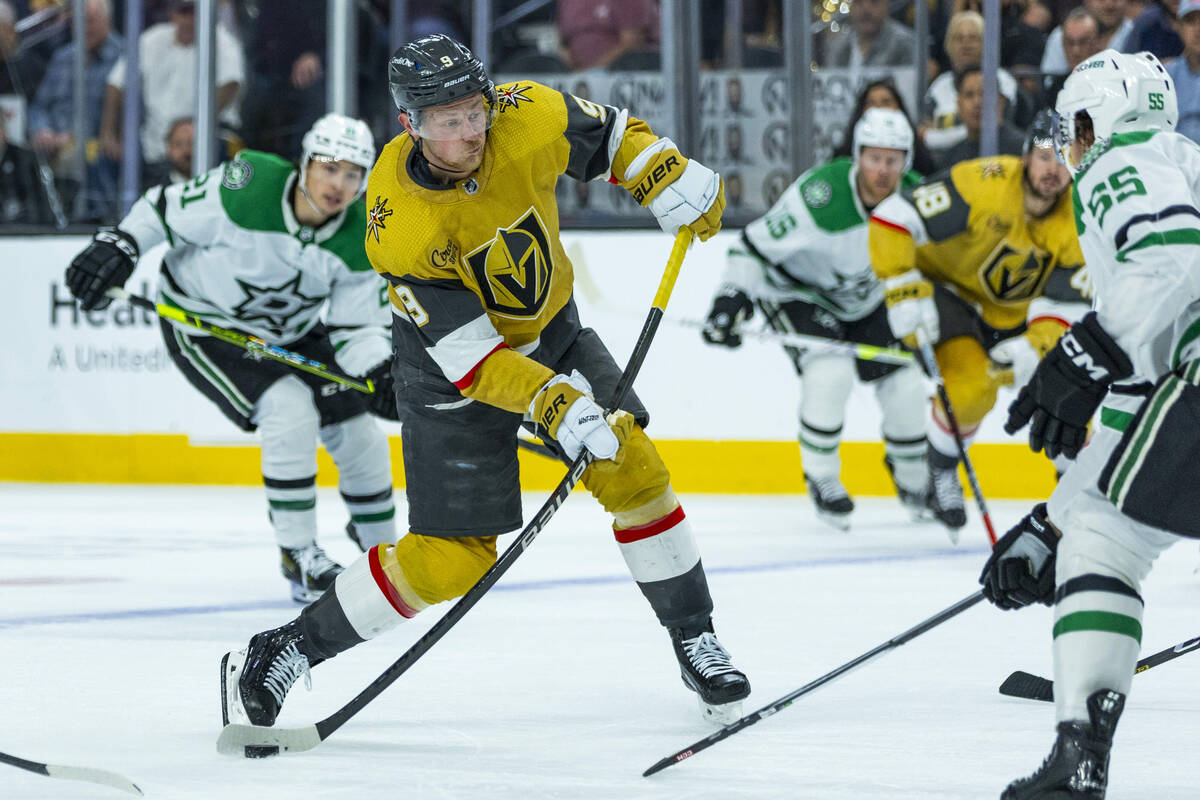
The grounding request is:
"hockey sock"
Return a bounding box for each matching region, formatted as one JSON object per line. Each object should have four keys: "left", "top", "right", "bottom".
{"left": 263, "top": 474, "right": 318, "bottom": 549}
{"left": 299, "top": 545, "right": 424, "bottom": 658}
{"left": 927, "top": 401, "right": 977, "bottom": 468}
{"left": 884, "top": 433, "right": 927, "bottom": 491}
{"left": 340, "top": 487, "right": 397, "bottom": 548}
{"left": 799, "top": 420, "right": 841, "bottom": 479}
{"left": 1052, "top": 573, "right": 1143, "bottom": 723}
{"left": 614, "top": 499, "right": 713, "bottom": 632}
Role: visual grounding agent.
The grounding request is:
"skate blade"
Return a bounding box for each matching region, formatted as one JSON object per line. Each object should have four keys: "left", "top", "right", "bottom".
{"left": 814, "top": 509, "right": 851, "bottom": 532}
{"left": 289, "top": 583, "right": 324, "bottom": 604}
{"left": 219, "top": 654, "right": 281, "bottom": 758}
{"left": 698, "top": 696, "right": 743, "bottom": 726}
{"left": 944, "top": 526, "right": 961, "bottom": 546}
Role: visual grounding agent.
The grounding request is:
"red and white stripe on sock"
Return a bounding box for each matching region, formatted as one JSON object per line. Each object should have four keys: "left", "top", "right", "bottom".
{"left": 332, "top": 545, "right": 422, "bottom": 640}
{"left": 613, "top": 505, "right": 701, "bottom": 583}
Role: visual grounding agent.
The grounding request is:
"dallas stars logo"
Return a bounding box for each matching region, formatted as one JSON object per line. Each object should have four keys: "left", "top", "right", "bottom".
{"left": 233, "top": 273, "right": 322, "bottom": 337}
{"left": 367, "top": 196, "right": 393, "bottom": 243}
{"left": 495, "top": 84, "right": 533, "bottom": 113}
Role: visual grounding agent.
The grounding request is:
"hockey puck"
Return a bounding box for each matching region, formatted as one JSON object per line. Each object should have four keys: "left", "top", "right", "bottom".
{"left": 244, "top": 745, "right": 279, "bottom": 759}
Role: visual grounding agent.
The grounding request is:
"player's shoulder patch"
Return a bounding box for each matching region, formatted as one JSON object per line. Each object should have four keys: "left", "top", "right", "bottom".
{"left": 494, "top": 81, "right": 538, "bottom": 114}
{"left": 365, "top": 194, "right": 394, "bottom": 245}
{"left": 798, "top": 158, "right": 861, "bottom": 232}
{"left": 218, "top": 150, "right": 292, "bottom": 233}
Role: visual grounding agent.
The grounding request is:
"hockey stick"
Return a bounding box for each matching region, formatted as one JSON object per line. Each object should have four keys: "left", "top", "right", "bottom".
{"left": 643, "top": 590, "right": 985, "bottom": 776}
{"left": 105, "top": 288, "right": 375, "bottom": 393}
{"left": 0, "top": 749, "right": 143, "bottom": 796}
{"left": 999, "top": 633, "right": 1200, "bottom": 703}
{"left": 216, "top": 228, "right": 695, "bottom": 757}
{"left": 684, "top": 317, "right": 916, "bottom": 365}
{"left": 113, "top": 286, "right": 557, "bottom": 459}
{"left": 915, "top": 329, "right": 998, "bottom": 545}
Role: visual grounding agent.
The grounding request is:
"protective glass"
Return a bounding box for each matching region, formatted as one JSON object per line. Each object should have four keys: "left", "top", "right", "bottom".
{"left": 407, "top": 95, "right": 497, "bottom": 141}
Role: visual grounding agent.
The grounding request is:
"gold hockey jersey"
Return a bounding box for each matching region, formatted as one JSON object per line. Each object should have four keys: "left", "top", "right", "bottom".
{"left": 365, "top": 80, "right": 668, "bottom": 412}
{"left": 869, "top": 155, "right": 1084, "bottom": 331}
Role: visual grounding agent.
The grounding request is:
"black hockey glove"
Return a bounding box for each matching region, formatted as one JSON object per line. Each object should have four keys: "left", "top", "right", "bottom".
{"left": 980, "top": 503, "right": 1059, "bottom": 610}
{"left": 66, "top": 227, "right": 139, "bottom": 311}
{"left": 1004, "top": 313, "right": 1132, "bottom": 459}
{"left": 701, "top": 288, "right": 753, "bottom": 348}
{"left": 365, "top": 359, "right": 400, "bottom": 421}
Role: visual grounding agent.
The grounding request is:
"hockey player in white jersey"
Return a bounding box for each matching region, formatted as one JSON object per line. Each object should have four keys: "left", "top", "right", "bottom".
{"left": 702, "top": 108, "right": 929, "bottom": 529}
{"left": 64, "top": 114, "right": 399, "bottom": 603}
{"left": 980, "top": 50, "right": 1200, "bottom": 798}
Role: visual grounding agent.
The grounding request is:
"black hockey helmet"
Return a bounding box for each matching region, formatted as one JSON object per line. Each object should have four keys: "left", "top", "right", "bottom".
{"left": 389, "top": 34, "right": 496, "bottom": 114}
{"left": 1024, "top": 108, "right": 1056, "bottom": 154}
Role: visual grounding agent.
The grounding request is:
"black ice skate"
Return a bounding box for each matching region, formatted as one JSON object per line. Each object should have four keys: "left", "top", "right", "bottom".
{"left": 884, "top": 456, "right": 932, "bottom": 521}
{"left": 670, "top": 621, "right": 751, "bottom": 725}
{"left": 280, "top": 543, "right": 343, "bottom": 603}
{"left": 220, "top": 620, "right": 320, "bottom": 757}
{"left": 927, "top": 464, "right": 967, "bottom": 540}
{"left": 345, "top": 520, "right": 366, "bottom": 552}
{"left": 804, "top": 473, "right": 854, "bottom": 531}
{"left": 1002, "top": 689, "right": 1125, "bottom": 800}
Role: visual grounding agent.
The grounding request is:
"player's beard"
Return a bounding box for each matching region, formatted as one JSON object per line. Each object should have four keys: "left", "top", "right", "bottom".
{"left": 1023, "top": 170, "right": 1065, "bottom": 206}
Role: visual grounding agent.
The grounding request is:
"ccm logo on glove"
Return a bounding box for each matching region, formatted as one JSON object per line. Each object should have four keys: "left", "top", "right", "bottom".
{"left": 631, "top": 155, "right": 682, "bottom": 204}
{"left": 1060, "top": 332, "right": 1110, "bottom": 381}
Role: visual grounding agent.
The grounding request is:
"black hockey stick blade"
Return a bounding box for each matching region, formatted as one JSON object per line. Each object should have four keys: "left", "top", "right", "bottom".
{"left": 644, "top": 590, "right": 985, "bottom": 777}
{"left": 217, "top": 229, "right": 694, "bottom": 756}
{"left": 999, "top": 633, "right": 1200, "bottom": 703}
{"left": 0, "top": 749, "right": 143, "bottom": 796}
{"left": 998, "top": 670, "right": 1054, "bottom": 702}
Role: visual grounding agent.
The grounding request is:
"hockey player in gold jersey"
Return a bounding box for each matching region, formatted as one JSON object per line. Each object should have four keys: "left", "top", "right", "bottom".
{"left": 869, "top": 112, "right": 1084, "bottom": 532}
{"left": 220, "top": 34, "right": 750, "bottom": 734}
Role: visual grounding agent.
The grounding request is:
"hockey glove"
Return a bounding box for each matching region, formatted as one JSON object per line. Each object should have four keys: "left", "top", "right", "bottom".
{"left": 882, "top": 270, "right": 938, "bottom": 346}
{"left": 530, "top": 370, "right": 619, "bottom": 461}
{"left": 365, "top": 359, "right": 400, "bottom": 421}
{"left": 1005, "top": 312, "right": 1132, "bottom": 459}
{"left": 66, "top": 227, "right": 139, "bottom": 311}
{"left": 625, "top": 138, "right": 725, "bottom": 242}
{"left": 701, "top": 288, "right": 754, "bottom": 348}
{"left": 979, "top": 503, "right": 1059, "bottom": 610}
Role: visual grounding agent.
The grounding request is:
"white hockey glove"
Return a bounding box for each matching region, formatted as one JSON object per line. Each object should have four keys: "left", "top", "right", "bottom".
{"left": 989, "top": 335, "right": 1040, "bottom": 388}
{"left": 529, "top": 370, "right": 619, "bottom": 461}
{"left": 883, "top": 270, "right": 939, "bottom": 345}
{"left": 625, "top": 138, "right": 725, "bottom": 241}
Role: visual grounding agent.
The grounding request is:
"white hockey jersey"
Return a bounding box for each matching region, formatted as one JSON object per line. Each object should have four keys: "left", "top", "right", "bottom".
{"left": 119, "top": 150, "right": 390, "bottom": 375}
{"left": 722, "top": 157, "right": 921, "bottom": 321}
{"left": 1072, "top": 131, "right": 1200, "bottom": 383}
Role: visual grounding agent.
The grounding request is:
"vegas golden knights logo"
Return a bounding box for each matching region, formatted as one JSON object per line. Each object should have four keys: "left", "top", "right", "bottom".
{"left": 466, "top": 207, "right": 553, "bottom": 317}
{"left": 979, "top": 241, "right": 1052, "bottom": 303}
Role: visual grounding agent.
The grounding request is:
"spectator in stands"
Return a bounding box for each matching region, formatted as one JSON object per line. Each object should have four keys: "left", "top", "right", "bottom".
{"left": 1166, "top": 0, "right": 1200, "bottom": 143}
{"left": 237, "top": 0, "right": 325, "bottom": 158}
{"left": 0, "top": 106, "right": 49, "bottom": 222}
{"left": 931, "top": 66, "right": 1027, "bottom": 170}
{"left": 832, "top": 77, "right": 939, "bottom": 175}
{"left": 141, "top": 115, "right": 192, "bottom": 188}
{"left": 931, "top": 0, "right": 1047, "bottom": 71}
{"left": 557, "top": 0, "right": 659, "bottom": 71}
{"left": 1, "top": 0, "right": 49, "bottom": 97}
{"left": 824, "top": 0, "right": 917, "bottom": 68}
{"left": 1041, "top": 8, "right": 1105, "bottom": 107}
{"left": 27, "top": 0, "right": 121, "bottom": 220}
{"left": 1123, "top": 0, "right": 1183, "bottom": 59}
{"left": 1042, "top": 0, "right": 1133, "bottom": 75}
{"left": 924, "top": 11, "right": 1020, "bottom": 151}
{"left": 99, "top": 0, "right": 241, "bottom": 177}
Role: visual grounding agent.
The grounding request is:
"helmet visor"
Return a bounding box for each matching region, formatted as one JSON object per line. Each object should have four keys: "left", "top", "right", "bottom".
{"left": 407, "top": 94, "right": 496, "bottom": 141}
{"left": 1050, "top": 110, "right": 1073, "bottom": 167}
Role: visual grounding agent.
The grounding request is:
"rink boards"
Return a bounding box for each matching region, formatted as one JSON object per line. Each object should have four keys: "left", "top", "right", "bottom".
{"left": 0, "top": 232, "right": 1055, "bottom": 496}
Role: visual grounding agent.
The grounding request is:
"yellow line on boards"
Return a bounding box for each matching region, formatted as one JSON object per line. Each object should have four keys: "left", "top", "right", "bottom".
{"left": 0, "top": 433, "right": 1057, "bottom": 497}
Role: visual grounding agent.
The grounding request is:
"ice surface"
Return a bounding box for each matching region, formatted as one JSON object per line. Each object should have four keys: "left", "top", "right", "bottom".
{"left": 0, "top": 485, "right": 1194, "bottom": 799}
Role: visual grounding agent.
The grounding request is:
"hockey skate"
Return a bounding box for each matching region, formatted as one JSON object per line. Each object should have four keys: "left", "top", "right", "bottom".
{"left": 804, "top": 473, "right": 854, "bottom": 531}
{"left": 670, "top": 621, "right": 751, "bottom": 725}
{"left": 884, "top": 457, "right": 932, "bottom": 521}
{"left": 1002, "top": 689, "right": 1125, "bottom": 799}
{"left": 220, "top": 620, "right": 318, "bottom": 758}
{"left": 927, "top": 465, "right": 967, "bottom": 541}
{"left": 280, "top": 543, "right": 343, "bottom": 603}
